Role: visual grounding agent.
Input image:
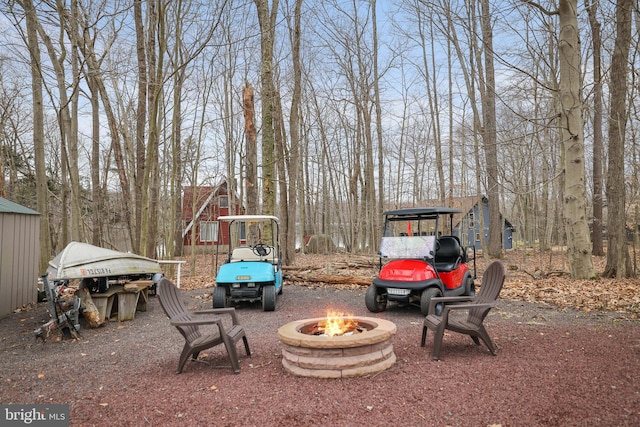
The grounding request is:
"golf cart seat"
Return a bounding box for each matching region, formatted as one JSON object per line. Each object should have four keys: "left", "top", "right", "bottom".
{"left": 231, "top": 247, "right": 278, "bottom": 264}
{"left": 231, "top": 247, "right": 262, "bottom": 262}
{"left": 434, "top": 236, "right": 462, "bottom": 272}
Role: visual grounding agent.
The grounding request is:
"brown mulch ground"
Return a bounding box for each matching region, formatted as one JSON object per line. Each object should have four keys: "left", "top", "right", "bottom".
{"left": 1, "top": 251, "right": 639, "bottom": 426}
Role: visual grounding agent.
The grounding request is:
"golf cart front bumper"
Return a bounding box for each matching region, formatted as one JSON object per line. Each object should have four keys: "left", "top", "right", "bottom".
{"left": 372, "top": 278, "right": 441, "bottom": 303}
{"left": 216, "top": 261, "right": 276, "bottom": 302}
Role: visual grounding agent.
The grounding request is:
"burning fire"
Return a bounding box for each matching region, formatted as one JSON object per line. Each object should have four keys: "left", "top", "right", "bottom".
{"left": 316, "top": 310, "right": 361, "bottom": 337}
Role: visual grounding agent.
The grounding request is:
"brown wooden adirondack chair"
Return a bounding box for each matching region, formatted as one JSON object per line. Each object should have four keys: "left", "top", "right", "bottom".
{"left": 421, "top": 260, "right": 506, "bottom": 360}
{"left": 157, "top": 278, "right": 251, "bottom": 374}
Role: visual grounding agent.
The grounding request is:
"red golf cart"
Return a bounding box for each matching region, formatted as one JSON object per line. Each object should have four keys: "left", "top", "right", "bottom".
{"left": 365, "top": 207, "right": 476, "bottom": 316}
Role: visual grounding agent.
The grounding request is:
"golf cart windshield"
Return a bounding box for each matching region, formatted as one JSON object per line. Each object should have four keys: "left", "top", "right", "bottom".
{"left": 378, "top": 213, "right": 439, "bottom": 259}
{"left": 217, "top": 215, "right": 280, "bottom": 263}
{"left": 227, "top": 218, "right": 278, "bottom": 248}
{"left": 379, "top": 235, "right": 436, "bottom": 259}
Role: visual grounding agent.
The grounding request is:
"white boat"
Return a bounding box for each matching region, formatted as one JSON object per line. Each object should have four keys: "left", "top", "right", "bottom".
{"left": 47, "top": 241, "right": 162, "bottom": 280}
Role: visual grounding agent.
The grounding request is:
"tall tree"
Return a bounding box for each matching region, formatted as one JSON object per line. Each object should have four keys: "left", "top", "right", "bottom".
{"left": 372, "top": 0, "right": 383, "bottom": 245}
{"left": 524, "top": 0, "right": 595, "bottom": 278}
{"left": 586, "top": 0, "right": 605, "bottom": 257}
{"left": 281, "top": 0, "right": 303, "bottom": 265}
{"left": 556, "top": 0, "right": 595, "bottom": 278}
{"left": 35, "top": 1, "right": 83, "bottom": 247}
{"left": 479, "top": 0, "right": 502, "bottom": 257}
{"left": 133, "top": 0, "right": 147, "bottom": 253}
{"left": 243, "top": 82, "right": 258, "bottom": 215}
{"left": 169, "top": 0, "right": 187, "bottom": 258}
{"left": 141, "top": 0, "right": 162, "bottom": 257}
{"left": 254, "top": 0, "right": 278, "bottom": 217}
{"left": 17, "top": 0, "right": 52, "bottom": 272}
{"left": 603, "top": 0, "right": 634, "bottom": 278}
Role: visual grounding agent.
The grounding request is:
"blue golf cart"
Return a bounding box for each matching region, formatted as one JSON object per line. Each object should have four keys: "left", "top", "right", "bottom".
{"left": 213, "top": 215, "right": 283, "bottom": 311}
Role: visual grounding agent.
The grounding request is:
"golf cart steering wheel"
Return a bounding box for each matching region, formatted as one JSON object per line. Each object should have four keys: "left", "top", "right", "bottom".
{"left": 252, "top": 243, "right": 271, "bottom": 257}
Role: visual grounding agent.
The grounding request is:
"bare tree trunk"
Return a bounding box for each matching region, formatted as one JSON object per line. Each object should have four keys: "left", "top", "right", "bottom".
{"left": 170, "top": 2, "right": 186, "bottom": 258}
{"left": 543, "top": 19, "right": 558, "bottom": 251}
{"left": 557, "top": 0, "right": 595, "bottom": 278}
{"left": 254, "top": 0, "right": 279, "bottom": 218}
{"left": 586, "top": 0, "right": 605, "bottom": 257}
{"left": 68, "top": 0, "right": 82, "bottom": 242}
{"left": 447, "top": 29, "right": 454, "bottom": 204}
{"left": 373, "top": 0, "right": 383, "bottom": 246}
{"left": 88, "top": 76, "right": 102, "bottom": 246}
{"left": 19, "top": 0, "right": 52, "bottom": 272}
{"left": 134, "top": 0, "right": 147, "bottom": 253}
{"left": 480, "top": 0, "right": 502, "bottom": 258}
{"left": 604, "top": 0, "right": 633, "bottom": 278}
{"left": 142, "top": 0, "right": 162, "bottom": 258}
{"left": 283, "top": 0, "right": 303, "bottom": 265}
{"left": 36, "top": 4, "right": 83, "bottom": 247}
{"left": 274, "top": 88, "right": 289, "bottom": 248}
{"left": 243, "top": 83, "right": 258, "bottom": 215}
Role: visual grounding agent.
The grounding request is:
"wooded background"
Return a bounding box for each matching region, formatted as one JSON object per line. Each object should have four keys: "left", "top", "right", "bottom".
{"left": 0, "top": 0, "right": 638, "bottom": 279}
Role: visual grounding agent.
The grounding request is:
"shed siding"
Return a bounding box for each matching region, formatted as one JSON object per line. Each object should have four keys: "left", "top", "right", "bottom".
{"left": 0, "top": 212, "right": 40, "bottom": 317}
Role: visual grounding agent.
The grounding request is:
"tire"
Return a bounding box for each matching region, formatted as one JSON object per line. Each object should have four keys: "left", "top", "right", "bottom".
{"left": 420, "top": 287, "right": 443, "bottom": 316}
{"left": 212, "top": 286, "right": 227, "bottom": 308}
{"left": 262, "top": 285, "right": 277, "bottom": 311}
{"left": 365, "top": 284, "right": 387, "bottom": 313}
{"left": 465, "top": 276, "right": 476, "bottom": 297}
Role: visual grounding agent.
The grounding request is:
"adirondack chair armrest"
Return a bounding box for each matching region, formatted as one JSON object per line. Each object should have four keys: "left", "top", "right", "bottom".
{"left": 429, "top": 302, "right": 496, "bottom": 325}
{"left": 428, "top": 296, "right": 474, "bottom": 314}
{"left": 441, "top": 302, "right": 496, "bottom": 320}
{"left": 169, "top": 317, "right": 224, "bottom": 327}
{"left": 443, "top": 301, "right": 495, "bottom": 312}
{"left": 194, "top": 308, "right": 240, "bottom": 324}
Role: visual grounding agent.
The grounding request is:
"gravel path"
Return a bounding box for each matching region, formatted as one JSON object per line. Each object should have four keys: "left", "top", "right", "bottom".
{"left": 1, "top": 285, "right": 639, "bottom": 426}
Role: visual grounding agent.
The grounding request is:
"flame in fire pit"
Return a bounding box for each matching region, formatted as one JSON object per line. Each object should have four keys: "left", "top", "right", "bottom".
{"left": 314, "top": 310, "right": 361, "bottom": 337}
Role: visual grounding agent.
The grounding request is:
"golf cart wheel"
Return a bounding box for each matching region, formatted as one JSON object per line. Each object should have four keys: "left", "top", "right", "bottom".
{"left": 466, "top": 276, "right": 476, "bottom": 297}
{"left": 365, "top": 284, "right": 387, "bottom": 313}
{"left": 212, "top": 286, "right": 227, "bottom": 308}
{"left": 420, "top": 287, "right": 443, "bottom": 316}
{"left": 262, "top": 285, "right": 277, "bottom": 311}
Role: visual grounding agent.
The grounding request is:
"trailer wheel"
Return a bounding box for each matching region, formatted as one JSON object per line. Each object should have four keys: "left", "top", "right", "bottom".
{"left": 420, "top": 287, "right": 443, "bottom": 316}
{"left": 262, "top": 285, "right": 277, "bottom": 311}
{"left": 212, "top": 286, "right": 227, "bottom": 308}
{"left": 365, "top": 284, "right": 387, "bottom": 313}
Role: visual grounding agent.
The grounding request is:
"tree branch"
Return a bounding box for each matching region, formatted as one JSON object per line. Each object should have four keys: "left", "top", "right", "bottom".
{"left": 521, "top": 0, "right": 558, "bottom": 16}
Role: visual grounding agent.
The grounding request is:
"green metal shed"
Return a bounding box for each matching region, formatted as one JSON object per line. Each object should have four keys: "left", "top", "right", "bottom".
{"left": 0, "top": 197, "right": 40, "bottom": 317}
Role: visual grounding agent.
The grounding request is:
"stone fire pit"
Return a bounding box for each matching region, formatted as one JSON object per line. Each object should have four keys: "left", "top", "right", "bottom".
{"left": 277, "top": 316, "right": 397, "bottom": 378}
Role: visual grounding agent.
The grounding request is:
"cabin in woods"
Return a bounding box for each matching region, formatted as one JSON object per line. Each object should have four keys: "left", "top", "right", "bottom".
{"left": 448, "top": 196, "right": 515, "bottom": 250}
{"left": 181, "top": 182, "right": 244, "bottom": 250}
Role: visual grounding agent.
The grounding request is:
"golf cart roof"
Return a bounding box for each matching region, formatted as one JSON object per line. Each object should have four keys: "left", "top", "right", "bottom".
{"left": 217, "top": 215, "right": 280, "bottom": 224}
{"left": 382, "top": 207, "right": 462, "bottom": 220}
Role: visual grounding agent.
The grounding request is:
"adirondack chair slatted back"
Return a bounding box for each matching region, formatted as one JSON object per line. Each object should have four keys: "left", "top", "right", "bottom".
{"left": 158, "top": 279, "right": 207, "bottom": 343}
{"left": 467, "top": 261, "right": 505, "bottom": 325}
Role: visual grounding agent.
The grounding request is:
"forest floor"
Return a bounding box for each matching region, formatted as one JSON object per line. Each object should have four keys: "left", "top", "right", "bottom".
{"left": 1, "top": 249, "right": 639, "bottom": 426}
